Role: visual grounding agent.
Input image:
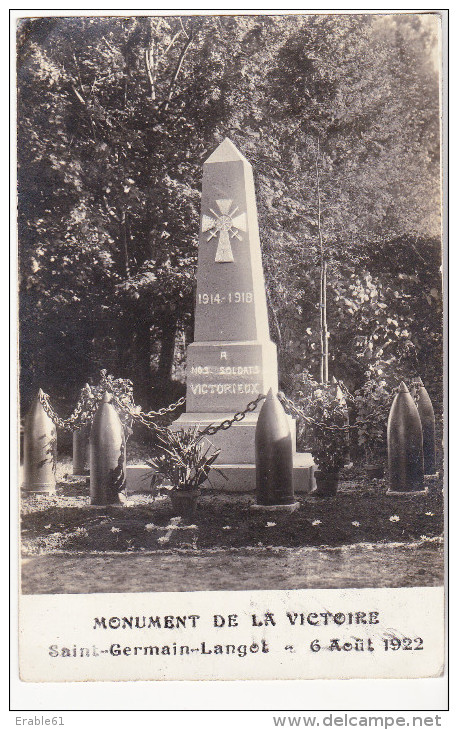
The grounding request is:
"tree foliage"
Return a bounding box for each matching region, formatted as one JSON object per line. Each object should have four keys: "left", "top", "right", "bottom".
{"left": 17, "top": 14, "right": 442, "bottom": 415}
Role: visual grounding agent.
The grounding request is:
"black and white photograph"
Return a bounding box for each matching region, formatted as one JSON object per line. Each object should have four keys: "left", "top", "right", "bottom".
{"left": 14, "top": 9, "right": 446, "bottom": 692}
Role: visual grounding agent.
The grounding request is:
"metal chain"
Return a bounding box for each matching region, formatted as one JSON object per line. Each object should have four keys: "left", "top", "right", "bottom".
{"left": 111, "top": 394, "right": 186, "bottom": 432}
{"left": 279, "top": 390, "right": 392, "bottom": 431}
{"left": 200, "top": 394, "right": 266, "bottom": 436}
{"left": 140, "top": 396, "right": 186, "bottom": 418}
{"left": 39, "top": 389, "right": 97, "bottom": 431}
{"left": 39, "top": 386, "right": 185, "bottom": 433}
{"left": 118, "top": 393, "right": 264, "bottom": 436}
{"left": 40, "top": 383, "right": 377, "bottom": 438}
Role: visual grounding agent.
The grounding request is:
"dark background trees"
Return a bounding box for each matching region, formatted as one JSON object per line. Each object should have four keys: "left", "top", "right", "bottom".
{"left": 17, "top": 13, "right": 442, "bottom": 416}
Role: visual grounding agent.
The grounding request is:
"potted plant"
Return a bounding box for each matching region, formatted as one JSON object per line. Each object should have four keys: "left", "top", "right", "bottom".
{"left": 147, "top": 426, "right": 222, "bottom": 517}
{"left": 307, "top": 386, "right": 349, "bottom": 496}
{"left": 290, "top": 373, "right": 349, "bottom": 497}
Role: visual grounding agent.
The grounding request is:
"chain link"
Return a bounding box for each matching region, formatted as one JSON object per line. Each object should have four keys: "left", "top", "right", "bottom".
{"left": 40, "top": 385, "right": 363, "bottom": 438}
{"left": 138, "top": 396, "right": 186, "bottom": 419}
{"left": 39, "top": 388, "right": 97, "bottom": 431}
{"left": 111, "top": 394, "right": 186, "bottom": 433}
{"left": 39, "top": 387, "right": 186, "bottom": 433}
{"left": 200, "top": 394, "right": 266, "bottom": 436}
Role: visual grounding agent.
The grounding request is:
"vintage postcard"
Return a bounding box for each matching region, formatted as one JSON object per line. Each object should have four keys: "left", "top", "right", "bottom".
{"left": 14, "top": 9, "right": 446, "bottom": 699}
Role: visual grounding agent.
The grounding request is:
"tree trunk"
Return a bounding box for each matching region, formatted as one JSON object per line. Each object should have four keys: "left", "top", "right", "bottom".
{"left": 155, "top": 314, "right": 178, "bottom": 402}
{"left": 315, "top": 137, "right": 328, "bottom": 385}
{"left": 323, "top": 259, "right": 328, "bottom": 384}
{"left": 132, "top": 316, "right": 153, "bottom": 409}
{"left": 121, "top": 211, "right": 130, "bottom": 277}
{"left": 115, "top": 302, "right": 153, "bottom": 410}
{"left": 319, "top": 268, "right": 324, "bottom": 385}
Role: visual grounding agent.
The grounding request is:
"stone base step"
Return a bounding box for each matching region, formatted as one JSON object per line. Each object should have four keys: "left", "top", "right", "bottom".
{"left": 126, "top": 452, "right": 315, "bottom": 494}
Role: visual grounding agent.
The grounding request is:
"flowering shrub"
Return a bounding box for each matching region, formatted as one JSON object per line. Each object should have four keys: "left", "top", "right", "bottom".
{"left": 353, "top": 371, "right": 393, "bottom": 462}
{"left": 307, "top": 388, "right": 349, "bottom": 473}
{"left": 293, "top": 372, "right": 349, "bottom": 473}
{"left": 91, "top": 370, "right": 139, "bottom": 437}
{"left": 77, "top": 370, "right": 140, "bottom": 438}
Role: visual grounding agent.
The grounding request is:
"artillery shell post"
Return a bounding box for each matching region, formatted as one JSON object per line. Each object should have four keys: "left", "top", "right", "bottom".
{"left": 254, "top": 388, "right": 298, "bottom": 511}
{"left": 411, "top": 378, "right": 436, "bottom": 476}
{"left": 90, "top": 392, "right": 126, "bottom": 506}
{"left": 22, "top": 389, "right": 57, "bottom": 494}
{"left": 387, "top": 382, "right": 425, "bottom": 494}
{"left": 73, "top": 424, "right": 90, "bottom": 476}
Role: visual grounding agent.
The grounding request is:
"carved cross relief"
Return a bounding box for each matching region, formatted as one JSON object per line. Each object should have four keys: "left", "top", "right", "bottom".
{"left": 201, "top": 199, "right": 247, "bottom": 262}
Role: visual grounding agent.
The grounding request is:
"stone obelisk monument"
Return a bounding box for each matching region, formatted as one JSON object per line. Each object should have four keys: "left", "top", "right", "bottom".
{"left": 173, "top": 138, "right": 278, "bottom": 461}
{"left": 172, "top": 139, "right": 314, "bottom": 490}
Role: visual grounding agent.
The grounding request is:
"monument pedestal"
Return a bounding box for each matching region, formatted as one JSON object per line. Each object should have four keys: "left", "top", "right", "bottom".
{"left": 209, "top": 453, "right": 315, "bottom": 492}
{"left": 169, "top": 409, "right": 315, "bottom": 492}
{"left": 185, "top": 340, "right": 279, "bottom": 414}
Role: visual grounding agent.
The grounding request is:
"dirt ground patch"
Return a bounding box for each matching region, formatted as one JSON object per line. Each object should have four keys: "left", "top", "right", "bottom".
{"left": 20, "top": 462, "right": 444, "bottom": 593}
{"left": 21, "top": 469, "right": 444, "bottom": 555}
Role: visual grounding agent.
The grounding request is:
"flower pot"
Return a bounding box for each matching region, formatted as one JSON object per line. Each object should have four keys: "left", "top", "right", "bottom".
{"left": 313, "top": 470, "right": 339, "bottom": 497}
{"left": 365, "top": 464, "right": 384, "bottom": 479}
{"left": 169, "top": 489, "right": 201, "bottom": 518}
